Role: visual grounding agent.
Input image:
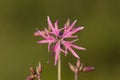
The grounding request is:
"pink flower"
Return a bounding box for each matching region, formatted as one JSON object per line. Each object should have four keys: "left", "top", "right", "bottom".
{"left": 34, "top": 16, "right": 86, "bottom": 65}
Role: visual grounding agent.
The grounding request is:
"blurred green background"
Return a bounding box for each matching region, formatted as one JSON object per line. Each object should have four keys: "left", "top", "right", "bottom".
{"left": 0, "top": 0, "right": 120, "bottom": 80}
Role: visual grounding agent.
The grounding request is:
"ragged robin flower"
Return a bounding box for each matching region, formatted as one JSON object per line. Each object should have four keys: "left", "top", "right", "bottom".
{"left": 34, "top": 16, "right": 86, "bottom": 65}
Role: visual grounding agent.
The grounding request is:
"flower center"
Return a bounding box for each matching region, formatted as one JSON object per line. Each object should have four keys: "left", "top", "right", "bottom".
{"left": 59, "top": 32, "right": 63, "bottom": 36}
{"left": 57, "top": 31, "right": 63, "bottom": 40}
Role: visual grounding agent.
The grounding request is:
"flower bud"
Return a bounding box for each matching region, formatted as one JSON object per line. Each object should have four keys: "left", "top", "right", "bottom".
{"left": 26, "top": 76, "right": 34, "bottom": 80}
{"left": 30, "top": 67, "right": 36, "bottom": 75}
{"left": 83, "top": 66, "right": 95, "bottom": 72}
{"left": 68, "top": 62, "right": 75, "bottom": 72}
{"left": 76, "top": 59, "right": 80, "bottom": 68}
{"left": 65, "top": 19, "right": 70, "bottom": 28}
{"left": 36, "top": 62, "right": 42, "bottom": 74}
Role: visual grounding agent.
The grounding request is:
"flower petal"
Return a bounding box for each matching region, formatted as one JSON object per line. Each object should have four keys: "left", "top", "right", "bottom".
{"left": 63, "top": 27, "right": 84, "bottom": 38}
{"left": 60, "top": 48, "right": 67, "bottom": 55}
{"left": 37, "top": 40, "right": 50, "bottom": 44}
{"left": 68, "top": 20, "right": 77, "bottom": 31}
{"left": 34, "top": 31, "right": 40, "bottom": 36}
{"left": 68, "top": 47, "right": 79, "bottom": 58}
{"left": 70, "top": 26, "right": 84, "bottom": 35}
{"left": 70, "top": 39, "right": 79, "bottom": 43}
{"left": 54, "top": 41, "right": 61, "bottom": 65}
{"left": 71, "top": 43, "right": 86, "bottom": 50}
{"left": 48, "top": 42, "right": 52, "bottom": 52}
{"left": 44, "top": 28, "right": 49, "bottom": 36}
{"left": 64, "top": 35, "right": 78, "bottom": 38}
{"left": 47, "top": 16, "right": 54, "bottom": 31}
{"left": 35, "top": 29, "right": 47, "bottom": 39}
{"left": 54, "top": 20, "right": 59, "bottom": 36}
{"left": 63, "top": 20, "right": 77, "bottom": 37}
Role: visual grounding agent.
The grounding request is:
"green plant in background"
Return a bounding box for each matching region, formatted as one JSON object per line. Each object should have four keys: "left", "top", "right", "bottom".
{"left": 26, "top": 16, "right": 94, "bottom": 80}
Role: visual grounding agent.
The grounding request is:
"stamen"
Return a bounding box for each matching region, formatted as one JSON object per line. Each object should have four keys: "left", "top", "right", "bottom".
{"left": 60, "top": 44, "right": 63, "bottom": 48}
{"left": 59, "top": 32, "right": 63, "bottom": 36}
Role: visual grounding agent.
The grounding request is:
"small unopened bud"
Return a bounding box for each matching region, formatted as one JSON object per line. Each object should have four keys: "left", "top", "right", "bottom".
{"left": 26, "top": 76, "right": 34, "bottom": 80}
{"left": 68, "top": 62, "right": 75, "bottom": 72}
{"left": 76, "top": 59, "right": 80, "bottom": 68}
{"left": 30, "top": 67, "right": 36, "bottom": 75}
{"left": 83, "top": 66, "right": 95, "bottom": 72}
{"left": 36, "top": 62, "right": 42, "bottom": 74}
{"left": 79, "top": 63, "right": 83, "bottom": 71}
{"left": 66, "top": 19, "right": 70, "bottom": 28}
{"left": 26, "top": 62, "right": 42, "bottom": 80}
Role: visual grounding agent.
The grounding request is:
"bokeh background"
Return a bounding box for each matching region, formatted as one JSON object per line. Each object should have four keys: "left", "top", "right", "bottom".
{"left": 0, "top": 0, "right": 120, "bottom": 80}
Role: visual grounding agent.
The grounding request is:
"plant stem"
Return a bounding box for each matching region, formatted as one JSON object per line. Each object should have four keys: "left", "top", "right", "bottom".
{"left": 58, "top": 55, "right": 61, "bottom": 80}
{"left": 74, "top": 73, "right": 78, "bottom": 80}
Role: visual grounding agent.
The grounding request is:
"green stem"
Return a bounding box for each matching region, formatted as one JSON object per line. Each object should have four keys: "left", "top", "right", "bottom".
{"left": 58, "top": 55, "right": 61, "bottom": 80}
{"left": 74, "top": 73, "right": 78, "bottom": 80}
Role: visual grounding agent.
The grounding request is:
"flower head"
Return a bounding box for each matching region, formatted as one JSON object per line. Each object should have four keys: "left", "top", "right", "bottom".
{"left": 34, "top": 16, "right": 86, "bottom": 65}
